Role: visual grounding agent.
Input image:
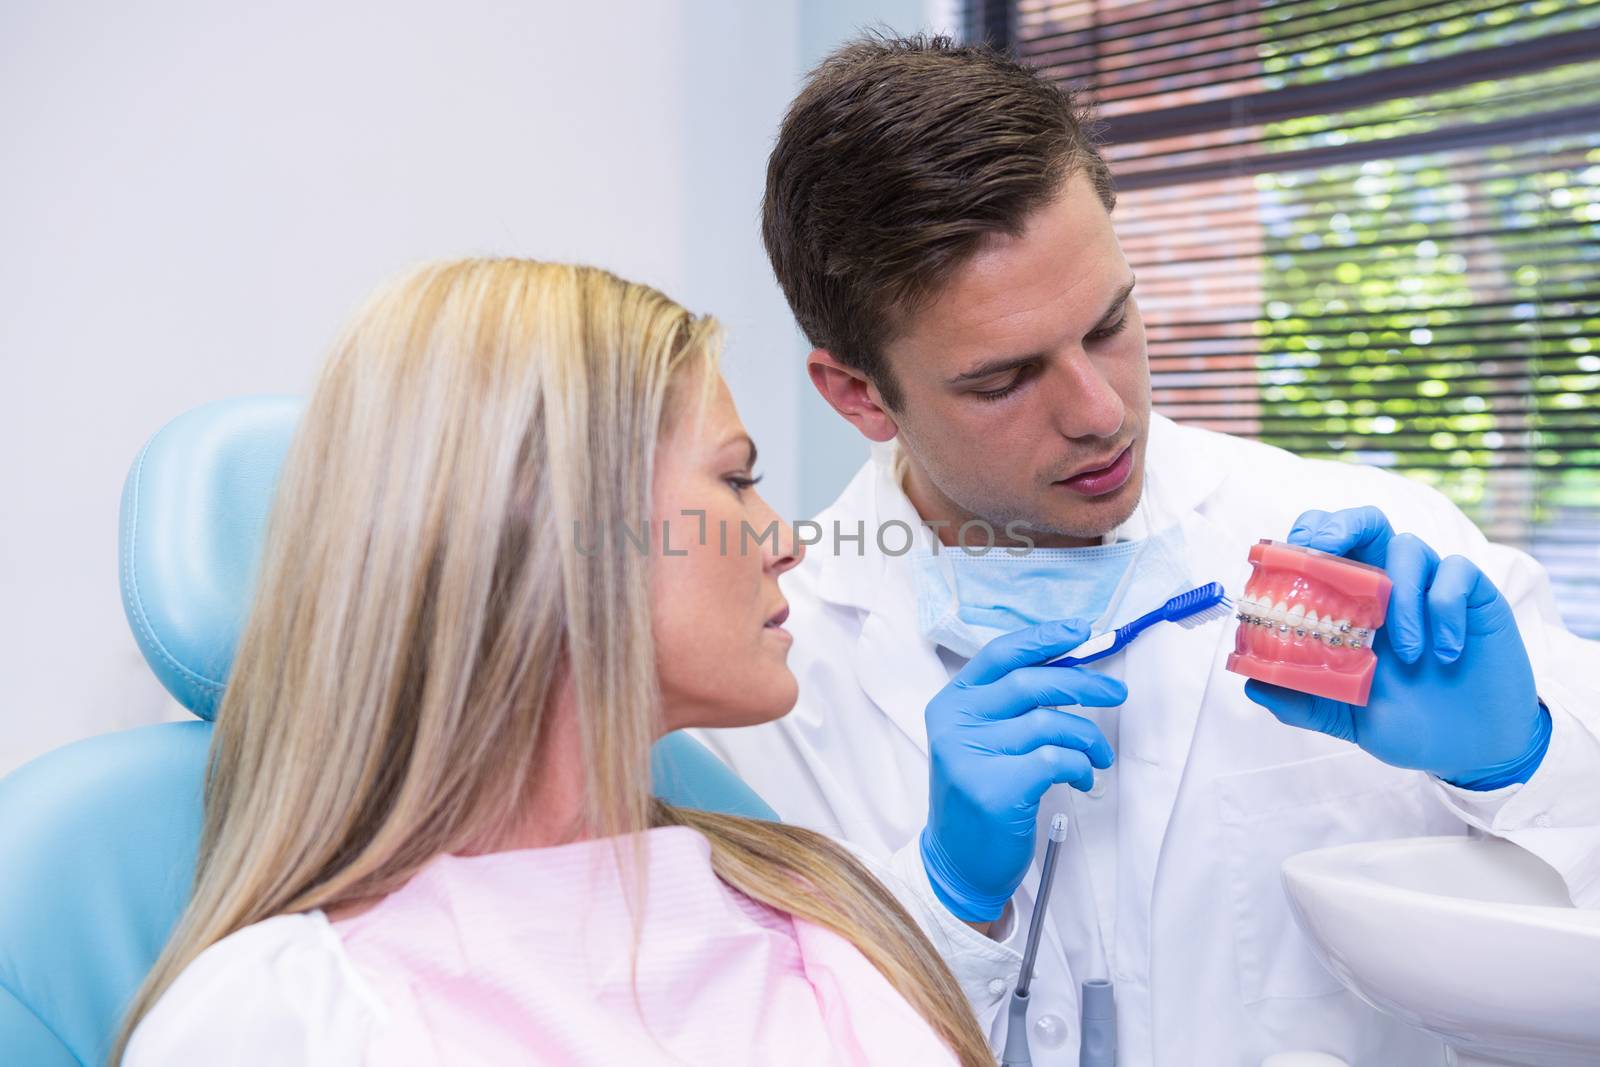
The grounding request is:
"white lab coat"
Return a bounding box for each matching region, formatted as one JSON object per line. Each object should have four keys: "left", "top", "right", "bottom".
{"left": 694, "top": 413, "right": 1600, "bottom": 1066}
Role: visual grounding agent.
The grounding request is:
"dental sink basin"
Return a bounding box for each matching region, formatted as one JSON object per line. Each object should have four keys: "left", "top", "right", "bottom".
{"left": 1282, "top": 835, "right": 1600, "bottom": 1067}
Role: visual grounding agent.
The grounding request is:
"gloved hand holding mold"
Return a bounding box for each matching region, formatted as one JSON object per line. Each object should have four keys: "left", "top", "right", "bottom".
{"left": 1232, "top": 505, "right": 1552, "bottom": 790}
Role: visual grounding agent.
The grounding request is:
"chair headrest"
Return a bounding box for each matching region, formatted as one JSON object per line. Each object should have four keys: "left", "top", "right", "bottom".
{"left": 118, "top": 396, "right": 303, "bottom": 720}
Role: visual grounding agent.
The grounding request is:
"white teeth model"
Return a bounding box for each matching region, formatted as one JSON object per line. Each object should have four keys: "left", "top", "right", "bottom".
{"left": 1237, "top": 583, "right": 1369, "bottom": 647}
{"left": 1287, "top": 603, "right": 1307, "bottom": 635}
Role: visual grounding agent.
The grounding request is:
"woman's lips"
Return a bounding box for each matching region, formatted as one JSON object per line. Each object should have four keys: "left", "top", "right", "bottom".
{"left": 764, "top": 604, "right": 792, "bottom": 643}
{"left": 1057, "top": 445, "right": 1133, "bottom": 497}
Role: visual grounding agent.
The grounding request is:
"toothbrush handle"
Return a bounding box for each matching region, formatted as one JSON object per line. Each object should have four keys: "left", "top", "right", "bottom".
{"left": 1046, "top": 628, "right": 1127, "bottom": 668}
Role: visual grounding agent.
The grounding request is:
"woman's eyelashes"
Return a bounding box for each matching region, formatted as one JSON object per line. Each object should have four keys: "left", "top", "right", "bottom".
{"left": 725, "top": 472, "right": 763, "bottom": 497}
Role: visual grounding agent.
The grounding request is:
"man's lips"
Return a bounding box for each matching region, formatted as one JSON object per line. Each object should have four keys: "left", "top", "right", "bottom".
{"left": 765, "top": 605, "right": 790, "bottom": 628}
{"left": 1057, "top": 444, "right": 1130, "bottom": 482}
{"left": 1054, "top": 444, "right": 1135, "bottom": 497}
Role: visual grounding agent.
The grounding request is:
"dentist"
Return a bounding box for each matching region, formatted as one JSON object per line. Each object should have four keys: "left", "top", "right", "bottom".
{"left": 694, "top": 34, "right": 1600, "bottom": 1065}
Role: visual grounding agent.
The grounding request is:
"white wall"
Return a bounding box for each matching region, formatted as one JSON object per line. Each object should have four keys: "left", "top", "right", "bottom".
{"left": 794, "top": 0, "right": 960, "bottom": 516}
{"left": 0, "top": 1, "right": 951, "bottom": 776}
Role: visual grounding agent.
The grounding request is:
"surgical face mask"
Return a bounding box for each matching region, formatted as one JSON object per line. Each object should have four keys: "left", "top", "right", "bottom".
{"left": 912, "top": 497, "right": 1192, "bottom": 660}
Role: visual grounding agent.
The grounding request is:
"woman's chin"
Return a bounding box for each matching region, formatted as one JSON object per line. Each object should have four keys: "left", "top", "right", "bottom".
{"left": 677, "top": 671, "right": 798, "bottom": 731}
{"left": 729, "top": 673, "right": 799, "bottom": 727}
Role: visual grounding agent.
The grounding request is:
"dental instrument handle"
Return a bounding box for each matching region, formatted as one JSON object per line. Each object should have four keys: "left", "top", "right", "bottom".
{"left": 1000, "top": 814, "right": 1070, "bottom": 1067}
{"left": 1000, "top": 991, "right": 1032, "bottom": 1067}
{"left": 1017, "top": 814, "right": 1068, "bottom": 996}
{"left": 1079, "top": 978, "right": 1117, "bottom": 1067}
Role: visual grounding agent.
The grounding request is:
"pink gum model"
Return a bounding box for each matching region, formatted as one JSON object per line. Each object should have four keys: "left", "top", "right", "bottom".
{"left": 1225, "top": 539, "right": 1393, "bottom": 706}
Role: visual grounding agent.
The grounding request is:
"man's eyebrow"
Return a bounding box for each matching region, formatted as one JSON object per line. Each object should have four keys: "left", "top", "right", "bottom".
{"left": 945, "top": 277, "right": 1137, "bottom": 386}
{"left": 947, "top": 353, "right": 1039, "bottom": 387}
{"left": 1097, "top": 277, "right": 1137, "bottom": 327}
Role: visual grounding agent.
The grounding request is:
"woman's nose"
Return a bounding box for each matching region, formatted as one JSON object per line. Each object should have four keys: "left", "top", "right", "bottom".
{"left": 757, "top": 496, "right": 804, "bottom": 574}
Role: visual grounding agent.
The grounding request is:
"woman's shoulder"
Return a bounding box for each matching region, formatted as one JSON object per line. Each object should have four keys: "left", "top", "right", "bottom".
{"left": 124, "top": 910, "right": 387, "bottom": 1065}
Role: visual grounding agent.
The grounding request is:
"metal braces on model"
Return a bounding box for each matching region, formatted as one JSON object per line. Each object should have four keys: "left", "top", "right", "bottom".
{"left": 1233, "top": 598, "right": 1372, "bottom": 651}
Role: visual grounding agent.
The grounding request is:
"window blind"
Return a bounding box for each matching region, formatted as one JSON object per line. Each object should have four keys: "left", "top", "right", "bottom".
{"left": 982, "top": 0, "right": 1600, "bottom": 637}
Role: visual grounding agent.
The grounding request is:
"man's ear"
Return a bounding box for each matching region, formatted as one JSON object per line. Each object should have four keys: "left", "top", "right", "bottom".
{"left": 807, "top": 349, "right": 900, "bottom": 443}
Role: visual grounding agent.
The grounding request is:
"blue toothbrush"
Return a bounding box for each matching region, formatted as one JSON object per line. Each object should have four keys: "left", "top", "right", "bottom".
{"left": 1046, "top": 581, "right": 1233, "bottom": 668}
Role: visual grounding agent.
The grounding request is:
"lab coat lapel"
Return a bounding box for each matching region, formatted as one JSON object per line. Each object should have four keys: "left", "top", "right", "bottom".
{"left": 1114, "top": 421, "right": 1240, "bottom": 975}
{"left": 813, "top": 442, "right": 949, "bottom": 757}
{"left": 1117, "top": 509, "right": 1238, "bottom": 879}
{"left": 854, "top": 566, "right": 946, "bottom": 757}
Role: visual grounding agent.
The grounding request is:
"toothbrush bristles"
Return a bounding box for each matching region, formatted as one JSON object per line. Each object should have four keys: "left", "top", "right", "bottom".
{"left": 1174, "top": 600, "right": 1232, "bottom": 628}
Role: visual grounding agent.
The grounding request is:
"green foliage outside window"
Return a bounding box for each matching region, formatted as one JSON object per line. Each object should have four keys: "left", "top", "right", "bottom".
{"left": 1253, "top": 23, "right": 1599, "bottom": 633}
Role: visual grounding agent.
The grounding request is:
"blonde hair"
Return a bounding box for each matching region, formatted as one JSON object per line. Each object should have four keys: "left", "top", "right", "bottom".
{"left": 112, "top": 259, "right": 991, "bottom": 1065}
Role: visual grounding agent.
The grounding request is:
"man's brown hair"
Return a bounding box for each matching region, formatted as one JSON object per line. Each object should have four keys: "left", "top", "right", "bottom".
{"left": 762, "top": 33, "right": 1114, "bottom": 409}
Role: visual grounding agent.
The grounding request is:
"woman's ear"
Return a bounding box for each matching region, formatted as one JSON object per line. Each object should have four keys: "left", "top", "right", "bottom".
{"left": 806, "top": 349, "right": 900, "bottom": 443}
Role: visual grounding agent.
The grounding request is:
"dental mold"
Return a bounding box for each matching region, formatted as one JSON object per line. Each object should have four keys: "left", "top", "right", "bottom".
{"left": 1225, "top": 539, "right": 1392, "bottom": 706}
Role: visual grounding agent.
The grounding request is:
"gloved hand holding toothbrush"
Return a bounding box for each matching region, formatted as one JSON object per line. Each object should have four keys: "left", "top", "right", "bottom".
{"left": 1244, "top": 505, "right": 1550, "bottom": 790}
{"left": 920, "top": 618, "right": 1126, "bottom": 923}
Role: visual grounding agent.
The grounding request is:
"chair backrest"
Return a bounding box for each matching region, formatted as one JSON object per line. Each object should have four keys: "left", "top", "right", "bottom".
{"left": 0, "top": 396, "right": 774, "bottom": 1066}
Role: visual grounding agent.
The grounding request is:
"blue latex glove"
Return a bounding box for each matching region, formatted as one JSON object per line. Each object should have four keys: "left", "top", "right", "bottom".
{"left": 921, "top": 618, "right": 1127, "bottom": 922}
{"left": 1244, "top": 505, "right": 1550, "bottom": 790}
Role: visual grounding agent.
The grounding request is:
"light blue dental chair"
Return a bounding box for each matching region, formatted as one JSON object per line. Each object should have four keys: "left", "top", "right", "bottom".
{"left": 0, "top": 396, "right": 776, "bottom": 1067}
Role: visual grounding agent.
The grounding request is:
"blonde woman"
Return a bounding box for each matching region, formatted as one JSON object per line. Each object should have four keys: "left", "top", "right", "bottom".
{"left": 115, "top": 259, "right": 996, "bottom": 1065}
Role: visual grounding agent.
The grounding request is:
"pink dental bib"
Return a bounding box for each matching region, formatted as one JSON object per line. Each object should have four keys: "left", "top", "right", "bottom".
{"left": 329, "top": 825, "right": 957, "bottom": 1066}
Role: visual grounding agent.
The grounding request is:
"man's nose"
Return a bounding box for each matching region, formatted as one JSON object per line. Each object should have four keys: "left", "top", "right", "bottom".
{"left": 1047, "top": 351, "right": 1126, "bottom": 440}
